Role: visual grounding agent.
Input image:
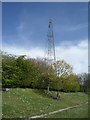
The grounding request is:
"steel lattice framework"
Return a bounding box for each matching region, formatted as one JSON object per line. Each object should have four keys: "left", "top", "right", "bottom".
{"left": 45, "top": 19, "right": 56, "bottom": 65}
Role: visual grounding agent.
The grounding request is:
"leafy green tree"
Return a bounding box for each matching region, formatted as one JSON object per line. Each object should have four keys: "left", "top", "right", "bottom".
{"left": 43, "top": 60, "right": 73, "bottom": 95}
{"left": 2, "top": 53, "right": 43, "bottom": 88}
{"left": 16, "top": 56, "right": 41, "bottom": 88}
{"left": 2, "top": 51, "right": 80, "bottom": 93}
{"left": 53, "top": 60, "right": 73, "bottom": 78}
{"left": 34, "top": 58, "right": 50, "bottom": 90}
{"left": 2, "top": 52, "right": 21, "bottom": 87}
{"left": 63, "top": 74, "right": 80, "bottom": 92}
{"left": 0, "top": 50, "right": 2, "bottom": 89}
{"left": 52, "top": 60, "right": 73, "bottom": 91}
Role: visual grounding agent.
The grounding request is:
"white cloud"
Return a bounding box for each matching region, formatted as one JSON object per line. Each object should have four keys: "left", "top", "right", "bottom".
{"left": 3, "top": 39, "right": 88, "bottom": 74}
{"left": 55, "top": 39, "right": 88, "bottom": 74}
{"left": 3, "top": 46, "right": 44, "bottom": 58}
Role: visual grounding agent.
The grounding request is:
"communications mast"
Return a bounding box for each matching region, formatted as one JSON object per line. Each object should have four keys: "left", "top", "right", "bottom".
{"left": 45, "top": 19, "right": 56, "bottom": 65}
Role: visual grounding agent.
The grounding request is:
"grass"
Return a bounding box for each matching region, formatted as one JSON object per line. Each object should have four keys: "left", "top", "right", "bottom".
{"left": 43, "top": 104, "right": 88, "bottom": 118}
{"left": 0, "top": 91, "right": 2, "bottom": 120}
{"left": 2, "top": 88, "right": 88, "bottom": 118}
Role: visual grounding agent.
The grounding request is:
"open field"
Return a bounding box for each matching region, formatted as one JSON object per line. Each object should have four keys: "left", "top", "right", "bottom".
{"left": 2, "top": 88, "right": 88, "bottom": 118}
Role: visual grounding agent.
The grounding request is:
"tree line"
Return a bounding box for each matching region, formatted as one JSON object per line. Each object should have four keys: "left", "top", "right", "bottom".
{"left": 1, "top": 51, "right": 89, "bottom": 92}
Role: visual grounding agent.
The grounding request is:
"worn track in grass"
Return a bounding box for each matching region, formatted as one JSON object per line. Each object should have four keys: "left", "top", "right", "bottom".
{"left": 29, "top": 102, "right": 88, "bottom": 119}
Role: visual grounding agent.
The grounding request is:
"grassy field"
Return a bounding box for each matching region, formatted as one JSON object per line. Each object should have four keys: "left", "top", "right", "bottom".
{"left": 44, "top": 104, "right": 88, "bottom": 118}
{"left": 2, "top": 88, "right": 88, "bottom": 118}
{"left": 0, "top": 92, "right": 2, "bottom": 120}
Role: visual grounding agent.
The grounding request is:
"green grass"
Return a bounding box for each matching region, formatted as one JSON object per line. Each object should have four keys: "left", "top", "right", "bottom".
{"left": 43, "top": 104, "right": 88, "bottom": 118}
{"left": 0, "top": 91, "right": 2, "bottom": 120}
{"left": 2, "top": 88, "right": 88, "bottom": 118}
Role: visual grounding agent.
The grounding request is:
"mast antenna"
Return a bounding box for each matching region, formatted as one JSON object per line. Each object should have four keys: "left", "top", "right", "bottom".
{"left": 45, "top": 19, "right": 56, "bottom": 65}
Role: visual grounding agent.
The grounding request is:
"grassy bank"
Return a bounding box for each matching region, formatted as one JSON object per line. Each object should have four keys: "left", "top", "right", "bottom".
{"left": 2, "top": 88, "right": 88, "bottom": 118}
{"left": 44, "top": 104, "right": 88, "bottom": 118}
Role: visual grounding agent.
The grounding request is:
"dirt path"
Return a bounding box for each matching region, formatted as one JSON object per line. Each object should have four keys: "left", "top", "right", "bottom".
{"left": 28, "top": 102, "right": 88, "bottom": 119}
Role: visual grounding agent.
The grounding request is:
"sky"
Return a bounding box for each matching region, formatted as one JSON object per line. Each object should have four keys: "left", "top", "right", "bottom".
{"left": 2, "top": 2, "right": 88, "bottom": 74}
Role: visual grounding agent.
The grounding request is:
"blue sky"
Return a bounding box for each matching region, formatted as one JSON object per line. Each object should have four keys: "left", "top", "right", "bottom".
{"left": 2, "top": 2, "right": 88, "bottom": 74}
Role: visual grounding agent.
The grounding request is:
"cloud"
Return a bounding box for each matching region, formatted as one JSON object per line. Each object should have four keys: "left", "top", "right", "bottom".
{"left": 55, "top": 39, "right": 88, "bottom": 74}
{"left": 0, "top": 32, "right": 2, "bottom": 49}
{"left": 57, "top": 23, "right": 88, "bottom": 32}
{"left": 67, "top": 23, "right": 88, "bottom": 31}
{"left": 16, "top": 22, "right": 33, "bottom": 41}
{"left": 3, "top": 39, "right": 88, "bottom": 74}
{"left": 3, "top": 45, "right": 44, "bottom": 58}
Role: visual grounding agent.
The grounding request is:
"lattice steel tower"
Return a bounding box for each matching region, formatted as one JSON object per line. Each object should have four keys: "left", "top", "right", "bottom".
{"left": 45, "top": 19, "right": 56, "bottom": 65}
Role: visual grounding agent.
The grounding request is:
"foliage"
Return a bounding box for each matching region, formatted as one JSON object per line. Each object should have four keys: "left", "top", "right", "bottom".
{"left": 77, "top": 73, "right": 89, "bottom": 92}
{"left": 53, "top": 60, "right": 73, "bottom": 78}
{"left": 2, "top": 53, "right": 21, "bottom": 87}
{"left": 2, "top": 52, "right": 82, "bottom": 92}
{"left": 63, "top": 74, "right": 80, "bottom": 92}
{"left": 50, "top": 60, "right": 80, "bottom": 92}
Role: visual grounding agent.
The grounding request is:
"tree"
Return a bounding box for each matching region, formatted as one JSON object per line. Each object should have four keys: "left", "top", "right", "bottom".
{"left": 0, "top": 50, "right": 2, "bottom": 89}
{"left": 2, "top": 52, "right": 21, "bottom": 87}
{"left": 34, "top": 58, "right": 49, "bottom": 89}
{"left": 63, "top": 74, "right": 80, "bottom": 92}
{"left": 53, "top": 60, "right": 73, "bottom": 78}
{"left": 2, "top": 51, "right": 80, "bottom": 93}
{"left": 16, "top": 56, "right": 42, "bottom": 88}
{"left": 77, "top": 73, "right": 88, "bottom": 92}
{"left": 52, "top": 60, "right": 73, "bottom": 92}
{"left": 45, "top": 60, "right": 73, "bottom": 97}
